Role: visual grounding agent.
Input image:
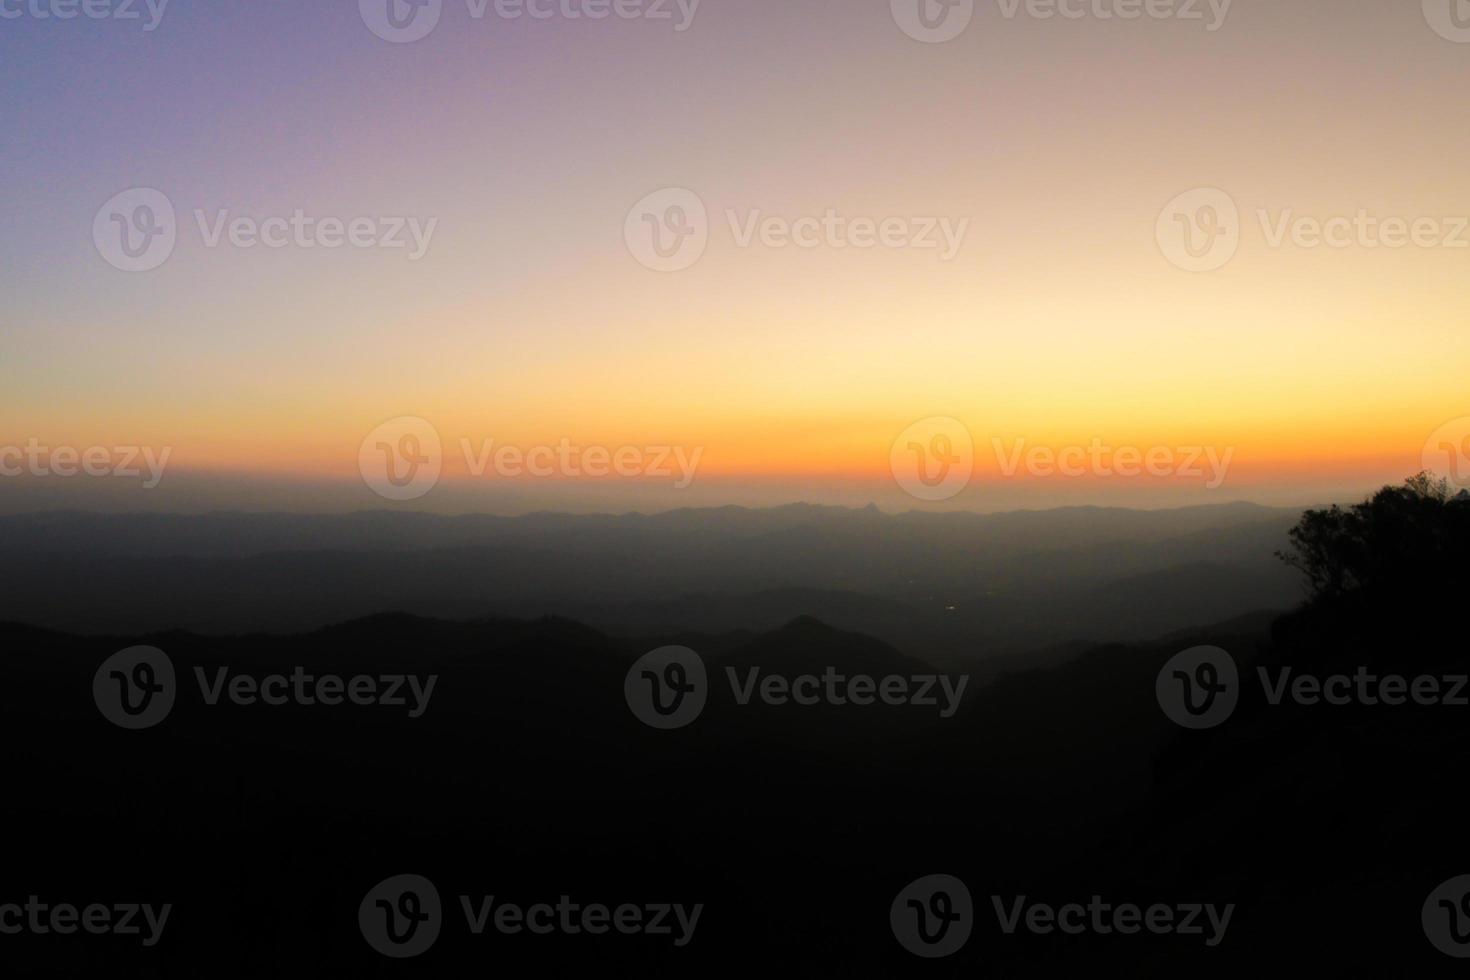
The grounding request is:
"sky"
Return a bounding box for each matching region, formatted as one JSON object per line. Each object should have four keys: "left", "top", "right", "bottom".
{"left": 3, "top": 0, "right": 1469, "bottom": 514}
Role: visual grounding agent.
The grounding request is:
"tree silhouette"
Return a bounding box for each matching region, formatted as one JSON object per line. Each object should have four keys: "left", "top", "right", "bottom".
{"left": 1270, "top": 472, "right": 1470, "bottom": 672}
{"left": 1277, "top": 472, "right": 1469, "bottom": 602}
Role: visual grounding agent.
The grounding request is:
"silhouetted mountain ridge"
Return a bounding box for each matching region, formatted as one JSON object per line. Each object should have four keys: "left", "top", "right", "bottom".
{"left": 0, "top": 505, "right": 1304, "bottom": 664}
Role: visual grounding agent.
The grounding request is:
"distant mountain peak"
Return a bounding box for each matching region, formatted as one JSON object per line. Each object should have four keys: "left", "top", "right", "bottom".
{"left": 776, "top": 614, "right": 838, "bottom": 635}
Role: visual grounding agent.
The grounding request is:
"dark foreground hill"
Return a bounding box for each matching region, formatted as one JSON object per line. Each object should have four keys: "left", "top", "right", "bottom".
{"left": 3, "top": 594, "right": 1466, "bottom": 976}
